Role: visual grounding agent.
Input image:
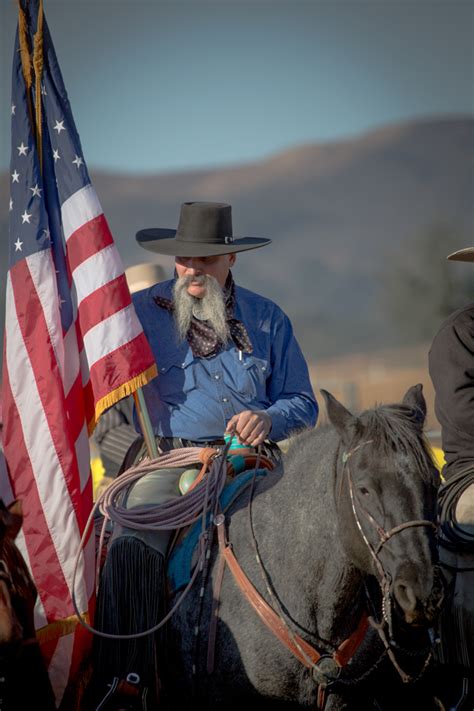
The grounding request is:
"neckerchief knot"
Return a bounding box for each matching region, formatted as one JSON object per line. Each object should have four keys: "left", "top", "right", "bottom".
{"left": 154, "top": 272, "right": 253, "bottom": 358}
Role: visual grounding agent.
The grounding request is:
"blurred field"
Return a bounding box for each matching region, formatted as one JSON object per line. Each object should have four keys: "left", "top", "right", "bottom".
{"left": 309, "top": 342, "right": 442, "bottom": 449}
{"left": 91, "top": 342, "right": 446, "bottom": 499}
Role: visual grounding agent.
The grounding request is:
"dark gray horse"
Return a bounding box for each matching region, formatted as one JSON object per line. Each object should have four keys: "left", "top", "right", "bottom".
{"left": 165, "top": 386, "right": 444, "bottom": 710}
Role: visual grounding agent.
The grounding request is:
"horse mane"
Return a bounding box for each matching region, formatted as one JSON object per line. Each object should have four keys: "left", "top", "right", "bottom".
{"left": 358, "top": 403, "right": 436, "bottom": 483}
{"left": 285, "top": 401, "right": 436, "bottom": 485}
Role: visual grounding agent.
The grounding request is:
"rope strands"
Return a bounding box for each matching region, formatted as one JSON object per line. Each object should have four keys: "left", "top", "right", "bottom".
{"left": 438, "top": 468, "right": 474, "bottom": 556}
{"left": 72, "top": 446, "right": 229, "bottom": 640}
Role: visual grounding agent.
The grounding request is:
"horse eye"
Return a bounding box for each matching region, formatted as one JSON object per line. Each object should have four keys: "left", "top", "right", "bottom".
{"left": 359, "top": 487, "right": 370, "bottom": 496}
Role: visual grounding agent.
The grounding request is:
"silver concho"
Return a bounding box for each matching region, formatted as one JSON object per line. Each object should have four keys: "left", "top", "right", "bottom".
{"left": 311, "top": 656, "right": 341, "bottom": 687}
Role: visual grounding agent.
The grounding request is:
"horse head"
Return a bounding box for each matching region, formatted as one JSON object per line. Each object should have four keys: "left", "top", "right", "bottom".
{"left": 0, "top": 499, "right": 37, "bottom": 649}
{"left": 322, "top": 385, "right": 444, "bottom": 629}
{"left": 0, "top": 500, "right": 56, "bottom": 710}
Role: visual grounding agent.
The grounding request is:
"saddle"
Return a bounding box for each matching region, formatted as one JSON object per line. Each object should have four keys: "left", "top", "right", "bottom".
{"left": 95, "top": 444, "right": 275, "bottom": 589}
{"left": 92, "top": 445, "right": 275, "bottom": 709}
{"left": 167, "top": 462, "right": 273, "bottom": 593}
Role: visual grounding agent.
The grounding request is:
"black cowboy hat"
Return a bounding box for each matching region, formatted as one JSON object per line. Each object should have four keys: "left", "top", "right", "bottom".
{"left": 136, "top": 202, "right": 271, "bottom": 257}
{"left": 447, "top": 247, "right": 474, "bottom": 262}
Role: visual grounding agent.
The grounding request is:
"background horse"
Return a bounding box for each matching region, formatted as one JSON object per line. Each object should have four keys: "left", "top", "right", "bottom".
{"left": 0, "top": 499, "right": 55, "bottom": 711}
{"left": 166, "top": 385, "right": 444, "bottom": 710}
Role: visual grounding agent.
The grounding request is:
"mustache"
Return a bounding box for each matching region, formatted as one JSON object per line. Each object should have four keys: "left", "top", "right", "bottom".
{"left": 177, "top": 273, "right": 211, "bottom": 290}
{"left": 173, "top": 273, "right": 229, "bottom": 344}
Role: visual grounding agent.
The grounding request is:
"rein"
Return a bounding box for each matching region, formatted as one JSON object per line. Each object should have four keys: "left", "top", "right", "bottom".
{"left": 211, "top": 447, "right": 370, "bottom": 710}
{"left": 214, "top": 438, "right": 439, "bottom": 709}
{"left": 214, "top": 512, "right": 369, "bottom": 706}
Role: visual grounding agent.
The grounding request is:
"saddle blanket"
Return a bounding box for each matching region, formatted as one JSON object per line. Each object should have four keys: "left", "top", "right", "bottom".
{"left": 167, "top": 467, "right": 269, "bottom": 593}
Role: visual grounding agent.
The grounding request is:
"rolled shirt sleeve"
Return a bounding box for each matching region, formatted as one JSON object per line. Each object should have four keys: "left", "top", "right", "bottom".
{"left": 265, "top": 311, "right": 318, "bottom": 440}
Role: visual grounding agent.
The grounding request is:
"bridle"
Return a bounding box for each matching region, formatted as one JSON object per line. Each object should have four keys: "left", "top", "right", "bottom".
{"left": 342, "top": 440, "right": 438, "bottom": 587}
{"left": 211, "top": 437, "right": 443, "bottom": 710}
{"left": 341, "top": 440, "right": 440, "bottom": 683}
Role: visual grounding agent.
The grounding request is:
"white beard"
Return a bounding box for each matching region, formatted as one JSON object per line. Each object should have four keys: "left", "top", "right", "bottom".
{"left": 173, "top": 274, "right": 230, "bottom": 344}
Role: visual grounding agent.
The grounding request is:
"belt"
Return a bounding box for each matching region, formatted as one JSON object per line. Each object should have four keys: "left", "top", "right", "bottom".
{"left": 157, "top": 436, "right": 226, "bottom": 452}
{"left": 156, "top": 436, "right": 281, "bottom": 463}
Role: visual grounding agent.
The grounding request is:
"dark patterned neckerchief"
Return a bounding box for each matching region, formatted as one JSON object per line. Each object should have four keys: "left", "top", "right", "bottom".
{"left": 154, "top": 272, "right": 253, "bottom": 358}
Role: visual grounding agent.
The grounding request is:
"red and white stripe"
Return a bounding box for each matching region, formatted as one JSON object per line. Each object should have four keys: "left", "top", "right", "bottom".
{"left": 3, "top": 257, "right": 93, "bottom": 704}
{"left": 2, "top": 184, "right": 156, "bottom": 705}
{"left": 63, "top": 185, "right": 154, "bottom": 426}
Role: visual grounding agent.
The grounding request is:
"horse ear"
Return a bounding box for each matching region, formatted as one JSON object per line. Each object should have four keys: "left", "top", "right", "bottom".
{"left": 402, "top": 384, "right": 427, "bottom": 428}
{"left": 5, "top": 500, "right": 23, "bottom": 540}
{"left": 320, "top": 390, "right": 359, "bottom": 444}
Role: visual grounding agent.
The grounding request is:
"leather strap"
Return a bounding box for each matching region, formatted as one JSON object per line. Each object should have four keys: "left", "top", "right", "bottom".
{"left": 206, "top": 542, "right": 227, "bottom": 673}
{"left": 186, "top": 448, "right": 220, "bottom": 493}
{"left": 188, "top": 451, "right": 274, "bottom": 494}
{"left": 215, "top": 515, "right": 368, "bottom": 670}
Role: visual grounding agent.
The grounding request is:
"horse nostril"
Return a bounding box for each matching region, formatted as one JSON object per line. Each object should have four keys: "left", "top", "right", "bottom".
{"left": 394, "top": 580, "right": 417, "bottom": 614}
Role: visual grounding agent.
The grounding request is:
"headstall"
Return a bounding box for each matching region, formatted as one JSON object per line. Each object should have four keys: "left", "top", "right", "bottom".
{"left": 342, "top": 440, "right": 440, "bottom": 684}
{"left": 213, "top": 439, "right": 441, "bottom": 710}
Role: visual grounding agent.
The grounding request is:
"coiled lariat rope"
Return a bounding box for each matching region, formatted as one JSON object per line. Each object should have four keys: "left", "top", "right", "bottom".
{"left": 72, "top": 446, "right": 229, "bottom": 639}
{"left": 438, "top": 467, "right": 474, "bottom": 557}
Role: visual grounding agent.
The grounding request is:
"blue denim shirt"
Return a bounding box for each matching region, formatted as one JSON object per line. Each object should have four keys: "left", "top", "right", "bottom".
{"left": 132, "top": 279, "right": 318, "bottom": 442}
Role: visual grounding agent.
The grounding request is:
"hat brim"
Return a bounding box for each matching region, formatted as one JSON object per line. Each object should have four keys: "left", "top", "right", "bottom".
{"left": 136, "top": 228, "right": 271, "bottom": 256}
{"left": 447, "top": 248, "right": 474, "bottom": 262}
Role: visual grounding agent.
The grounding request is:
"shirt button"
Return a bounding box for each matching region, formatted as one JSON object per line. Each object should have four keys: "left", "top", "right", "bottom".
{"left": 215, "top": 374, "right": 220, "bottom": 380}
{"left": 262, "top": 366, "right": 266, "bottom": 372}
{"left": 222, "top": 397, "right": 228, "bottom": 403}
{"left": 160, "top": 367, "right": 166, "bottom": 373}
{"left": 181, "top": 363, "right": 186, "bottom": 368}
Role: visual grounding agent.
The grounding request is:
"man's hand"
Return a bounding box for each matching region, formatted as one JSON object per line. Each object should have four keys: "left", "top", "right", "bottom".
{"left": 225, "top": 410, "right": 272, "bottom": 447}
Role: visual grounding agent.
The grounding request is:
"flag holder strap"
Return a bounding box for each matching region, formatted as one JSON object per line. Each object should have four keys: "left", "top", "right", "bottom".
{"left": 132, "top": 387, "right": 158, "bottom": 459}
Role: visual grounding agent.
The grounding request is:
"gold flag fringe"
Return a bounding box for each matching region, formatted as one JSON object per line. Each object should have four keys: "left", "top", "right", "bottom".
{"left": 33, "top": 0, "right": 44, "bottom": 171}
{"left": 36, "top": 611, "right": 90, "bottom": 644}
{"left": 17, "top": 1, "right": 34, "bottom": 127}
{"left": 17, "top": 0, "right": 44, "bottom": 170}
{"left": 88, "top": 364, "right": 158, "bottom": 436}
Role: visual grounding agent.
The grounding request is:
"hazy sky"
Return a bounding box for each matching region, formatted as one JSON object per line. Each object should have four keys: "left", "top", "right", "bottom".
{"left": 1, "top": 0, "right": 473, "bottom": 174}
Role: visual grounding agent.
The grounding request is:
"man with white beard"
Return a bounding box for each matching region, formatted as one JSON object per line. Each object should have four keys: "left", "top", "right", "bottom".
{"left": 93, "top": 202, "right": 317, "bottom": 702}
{"left": 132, "top": 201, "right": 318, "bottom": 450}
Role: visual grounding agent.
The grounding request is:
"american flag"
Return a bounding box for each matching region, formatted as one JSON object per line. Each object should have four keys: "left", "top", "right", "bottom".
{"left": 2, "top": 1, "right": 157, "bottom": 704}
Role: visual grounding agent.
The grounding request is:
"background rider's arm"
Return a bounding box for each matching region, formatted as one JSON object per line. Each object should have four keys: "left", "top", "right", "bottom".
{"left": 429, "top": 311, "right": 474, "bottom": 439}
{"left": 265, "top": 311, "right": 318, "bottom": 441}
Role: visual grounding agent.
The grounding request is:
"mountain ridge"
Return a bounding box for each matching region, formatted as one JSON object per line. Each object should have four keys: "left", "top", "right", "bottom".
{"left": 1, "top": 115, "right": 473, "bottom": 360}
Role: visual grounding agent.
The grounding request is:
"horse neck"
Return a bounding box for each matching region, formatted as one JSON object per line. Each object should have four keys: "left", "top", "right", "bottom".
{"left": 254, "top": 427, "right": 365, "bottom": 642}
{"left": 4, "top": 539, "right": 37, "bottom": 639}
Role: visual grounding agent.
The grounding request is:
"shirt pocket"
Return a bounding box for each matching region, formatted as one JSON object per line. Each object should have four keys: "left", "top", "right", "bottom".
{"left": 234, "top": 354, "right": 270, "bottom": 402}
{"left": 157, "top": 356, "right": 196, "bottom": 403}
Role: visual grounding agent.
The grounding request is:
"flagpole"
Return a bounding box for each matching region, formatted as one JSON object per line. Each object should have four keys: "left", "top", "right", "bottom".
{"left": 133, "top": 388, "right": 159, "bottom": 459}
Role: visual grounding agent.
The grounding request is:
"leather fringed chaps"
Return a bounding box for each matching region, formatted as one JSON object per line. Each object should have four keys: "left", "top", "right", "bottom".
{"left": 93, "top": 536, "right": 166, "bottom": 695}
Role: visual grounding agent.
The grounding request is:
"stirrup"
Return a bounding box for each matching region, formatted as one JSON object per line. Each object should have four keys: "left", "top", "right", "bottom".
{"left": 95, "top": 673, "right": 149, "bottom": 711}
{"left": 450, "top": 677, "right": 470, "bottom": 710}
